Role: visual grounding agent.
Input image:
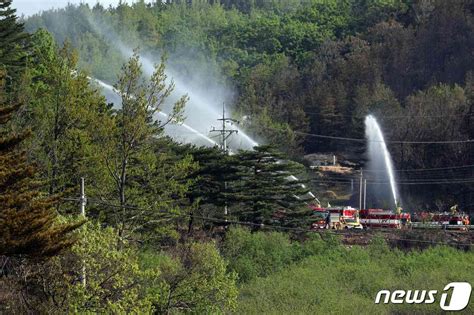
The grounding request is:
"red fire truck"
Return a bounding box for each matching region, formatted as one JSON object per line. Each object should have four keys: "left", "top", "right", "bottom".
{"left": 411, "top": 212, "right": 470, "bottom": 229}
{"left": 311, "top": 206, "right": 363, "bottom": 230}
{"left": 359, "top": 209, "right": 411, "bottom": 229}
{"left": 310, "top": 207, "right": 329, "bottom": 229}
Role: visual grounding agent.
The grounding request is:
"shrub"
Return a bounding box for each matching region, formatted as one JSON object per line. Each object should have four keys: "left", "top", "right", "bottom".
{"left": 237, "top": 240, "right": 474, "bottom": 314}
{"left": 141, "top": 242, "right": 238, "bottom": 314}
{"left": 221, "top": 227, "right": 342, "bottom": 282}
{"left": 222, "top": 227, "right": 297, "bottom": 282}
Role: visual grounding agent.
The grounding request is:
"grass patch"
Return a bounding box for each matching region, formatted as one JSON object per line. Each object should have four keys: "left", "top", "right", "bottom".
{"left": 235, "top": 234, "right": 474, "bottom": 314}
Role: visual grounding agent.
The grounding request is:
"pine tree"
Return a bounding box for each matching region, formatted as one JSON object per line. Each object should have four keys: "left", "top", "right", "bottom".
{"left": 0, "top": 0, "right": 29, "bottom": 78}
{"left": 186, "top": 146, "right": 241, "bottom": 209}
{"left": 181, "top": 145, "right": 314, "bottom": 229}
{"left": 183, "top": 146, "right": 242, "bottom": 231}
{"left": 233, "top": 145, "right": 312, "bottom": 227}
{"left": 0, "top": 73, "right": 81, "bottom": 258}
{"left": 100, "top": 53, "right": 188, "bottom": 239}
{"left": 26, "top": 30, "right": 114, "bottom": 199}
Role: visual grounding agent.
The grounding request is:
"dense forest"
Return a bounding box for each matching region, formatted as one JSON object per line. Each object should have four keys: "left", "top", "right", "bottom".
{"left": 24, "top": 0, "right": 474, "bottom": 210}
{"left": 0, "top": 0, "right": 473, "bottom": 313}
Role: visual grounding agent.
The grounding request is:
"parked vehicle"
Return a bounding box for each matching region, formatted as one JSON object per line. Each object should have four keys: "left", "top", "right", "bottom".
{"left": 359, "top": 209, "right": 411, "bottom": 229}
{"left": 311, "top": 206, "right": 363, "bottom": 230}
{"left": 411, "top": 211, "right": 470, "bottom": 230}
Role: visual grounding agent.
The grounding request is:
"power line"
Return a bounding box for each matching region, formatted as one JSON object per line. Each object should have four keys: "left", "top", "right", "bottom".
{"left": 361, "top": 164, "right": 474, "bottom": 173}
{"left": 311, "top": 164, "right": 474, "bottom": 176}
{"left": 295, "top": 131, "right": 474, "bottom": 144}
{"left": 63, "top": 197, "right": 474, "bottom": 247}
{"left": 303, "top": 112, "right": 473, "bottom": 119}
{"left": 312, "top": 171, "right": 474, "bottom": 181}
{"left": 312, "top": 178, "right": 474, "bottom": 185}
{"left": 312, "top": 170, "right": 474, "bottom": 184}
{"left": 367, "top": 176, "right": 474, "bottom": 183}
{"left": 370, "top": 180, "right": 474, "bottom": 185}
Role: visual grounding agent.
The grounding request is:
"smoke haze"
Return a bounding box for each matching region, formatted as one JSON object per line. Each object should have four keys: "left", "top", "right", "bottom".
{"left": 84, "top": 12, "right": 259, "bottom": 151}
{"left": 13, "top": 0, "right": 146, "bottom": 17}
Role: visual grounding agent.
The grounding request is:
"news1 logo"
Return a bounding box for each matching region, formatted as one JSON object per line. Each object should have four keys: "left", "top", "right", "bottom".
{"left": 375, "top": 282, "right": 472, "bottom": 311}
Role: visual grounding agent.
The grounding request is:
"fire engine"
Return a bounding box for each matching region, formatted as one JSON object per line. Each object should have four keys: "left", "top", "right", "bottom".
{"left": 411, "top": 212, "right": 470, "bottom": 229}
{"left": 311, "top": 206, "right": 363, "bottom": 230}
{"left": 359, "top": 209, "right": 411, "bottom": 229}
{"left": 310, "top": 206, "right": 470, "bottom": 230}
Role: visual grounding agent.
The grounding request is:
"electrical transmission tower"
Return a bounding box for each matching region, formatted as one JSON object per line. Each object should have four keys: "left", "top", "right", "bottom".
{"left": 210, "top": 104, "right": 239, "bottom": 155}
{"left": 210, "top": 104, "right": 239, "bottom": 217}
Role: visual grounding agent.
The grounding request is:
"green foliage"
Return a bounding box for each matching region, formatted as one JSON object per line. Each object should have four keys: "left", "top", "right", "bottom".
{"left": 238, "top": 55, "right": 307, "bottom": 154}
{"left": 390, "top": 84, "right": 471, "bottom": 208}
{"left": 238, "top": 239, "right": 474, "bottom": 314}
{"left": 179, "top": 145, "right": 312, "bottom": 230}
{"left": 125, "top": 139, "right": 198, "bottom": 244}
{"left": 2, "top": 223, "right": 238, "bottom": 314}
{"left": 183, "top": 145, "right": 239, "bottom": 209}
{"left": 0, "top": 0, "right": 29, "bottom": 80}
{"left": 6, "top": 1, "right": 474, "bottom": 311}
{"left": 222, "top": 227, "right": 296, "bottom": 282}
{"left": 0, "top": 72, "right": 82, "bottom": 258}
{"left": 22, "top": 0, "right": 417, "bottom": 159}
{"left": 24, "top": 2, "right": 474, "bottom": 202}
{"left": 24, "top": 29, "right": 112, "bottom": 199}
{"left": 221, "top": 227, "right": 335, "bottom": 282}
{"left": 3, "top": 222, "right": 156, "bottom": 313}
{"left": 143, "top": 242, "right": 239, "bottom": 313}
{"left": 233, "top": 145, "right": 311, "bottom": 226}
{"left": 93, "top": 53, "right": 191, "bottom": 243}
{"left": 22, "top": 29, "right": 196, "bottom": 245}
{"left": 68, "top": 223, "right": 157, "bottom": 313}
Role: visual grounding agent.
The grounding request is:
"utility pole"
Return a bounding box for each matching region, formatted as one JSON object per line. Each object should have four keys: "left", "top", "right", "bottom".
{"left": 80, "top": 177, "right": 86, "bottom": 217}
{"left": 363, "top": 179, "right": 367, "bottom": 210}
{"left": 211, "top": 104, "right": 239, "bottom": 155}
{"left": 359, "top": 169, "right": 363, "bottom": 210}
{"left": 210, "top": 104, "right": 239, "bottom": 216}
{"left": 79, "top": 178, "right": 87, "bottom": 287}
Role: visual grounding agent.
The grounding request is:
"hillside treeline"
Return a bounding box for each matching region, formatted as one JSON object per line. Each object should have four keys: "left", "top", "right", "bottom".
{"left": 1, "top": 0, "right": 320, "bottom": 311}
{"left": 1, "top": 0, "right": 474, "bottom": 312}
{"left": 25, "top": 0, "right": 474, "bottom": 210}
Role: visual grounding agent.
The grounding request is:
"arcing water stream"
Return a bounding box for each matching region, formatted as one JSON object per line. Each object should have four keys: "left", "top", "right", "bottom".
{"left": 91, "top": 77, "right": 219, "bottom": 147}
{"left": 365, "top": 115, "right": 398, "bottom": 208}
{"left": 91, "top": 77, "right": 318, "bottom": 203}
{"left": 135, "top": 53, "right": 259, "bottom": 151}
{"left": 85, "top": 15, "right": 319, "bottom": 203}
{"left": 84, "top": 13, "right": 258, "bottom": 151}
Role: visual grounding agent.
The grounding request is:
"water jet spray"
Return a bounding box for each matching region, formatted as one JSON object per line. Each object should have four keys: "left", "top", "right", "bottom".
{"left": 364, "top": 115, "right": 398, "bottom": 208}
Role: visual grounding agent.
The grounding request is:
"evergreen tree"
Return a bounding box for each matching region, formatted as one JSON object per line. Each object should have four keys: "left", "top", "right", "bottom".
{"left": 0, "top": 0, "right": 29, "bottom": 79}
{"left": 25, "top": 30, "right": 114, "bottom": 201}
{"left": 0, "top": 73, "right": 81, "bottom": 258}
{"left": 186, "top": 146, "right": 240, "bottom": 209}
{"left": 99, "top": 53, "right": 188, "bottom": 239}
{"left": 182, "top": 146, "right": 242, "bottom": 231}
{"left": 181, "top": 145, "right": 314, "bottom": 229}
{"left": 232, "top": 145, "right": 312, "bottom": 227}
{"left": 123, "top": 137, "right": 197, "bottom": 244}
